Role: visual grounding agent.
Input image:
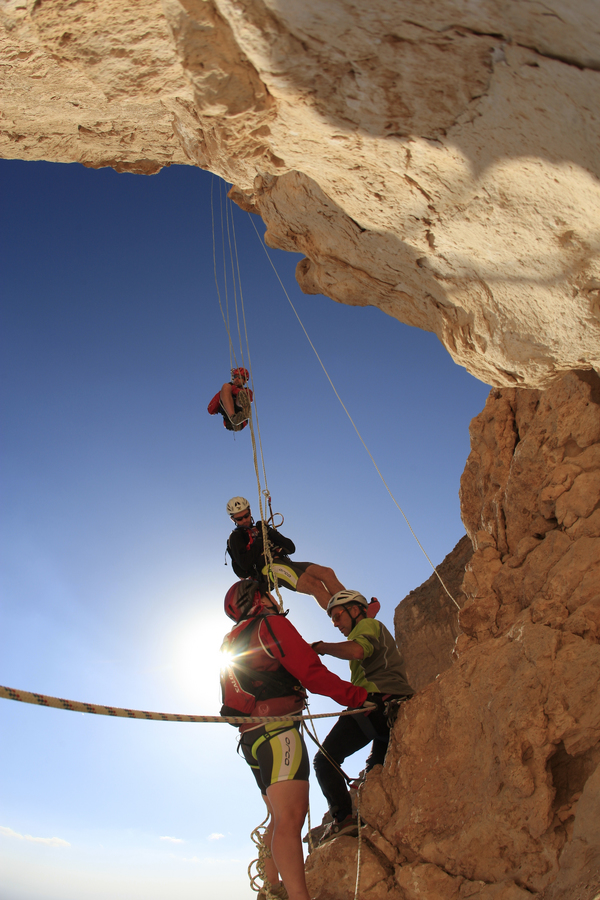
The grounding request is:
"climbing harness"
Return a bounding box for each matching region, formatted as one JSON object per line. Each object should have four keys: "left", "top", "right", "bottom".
{"left": 247, "top": 212, "right": 460, "bottom": 612}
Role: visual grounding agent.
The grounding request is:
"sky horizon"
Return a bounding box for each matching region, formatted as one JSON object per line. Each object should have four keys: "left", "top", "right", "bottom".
{"left": 0, "top": 158, "right": 491, "bottom": 900}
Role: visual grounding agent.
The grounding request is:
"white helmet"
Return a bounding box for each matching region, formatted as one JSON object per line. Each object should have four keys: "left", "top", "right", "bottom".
{"left": 326, "top": 590, "right": 368, "bottom": 617}
{"left": 227, "top": 496, "right": 250, "bottom": 516}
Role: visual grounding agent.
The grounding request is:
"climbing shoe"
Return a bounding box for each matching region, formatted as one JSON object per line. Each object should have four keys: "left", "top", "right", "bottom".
{"left": 236, "top": 388, "right": 251, "bottom": 417}
{"left": 223, "top": 416, "right": 245, "bottom": 432}
{"left": 318, "top": 813, "right": 361, "bottom": 844}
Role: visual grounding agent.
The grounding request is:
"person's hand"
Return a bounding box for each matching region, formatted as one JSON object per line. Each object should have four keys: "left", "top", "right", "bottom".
{"left": 365, "top": 692, "right": 384, "bottom": 710}
{"left": 311, "top": 641, "right": 326, "bottom": 655}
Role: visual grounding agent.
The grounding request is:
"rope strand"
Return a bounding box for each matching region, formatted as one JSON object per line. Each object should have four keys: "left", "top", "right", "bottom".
{"left": 227, "top": 202, "right": 283, "bottom": 609}
{"left": 247, "top": 215, "right": 460, "bottom": 611}
{"left": 0, "top": 684, "right": 376, "bottom": 724}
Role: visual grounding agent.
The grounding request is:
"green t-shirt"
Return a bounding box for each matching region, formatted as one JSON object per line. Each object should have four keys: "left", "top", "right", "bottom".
{"left": 348, "top": 618, "right": 414, "bottom": 696}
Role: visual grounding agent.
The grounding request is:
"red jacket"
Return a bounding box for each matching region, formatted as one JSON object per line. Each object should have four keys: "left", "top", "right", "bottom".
{"left": 221, "top": 613, "right": 367, "bottom": 726}
{"left": 207, "top": 384, "right": 254, "bottom": 416}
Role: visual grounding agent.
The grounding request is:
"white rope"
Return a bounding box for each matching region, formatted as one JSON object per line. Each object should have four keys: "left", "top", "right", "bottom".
{"left": 224, "top": 187, "right": 248, "bottom": 377}
{"left": 210, "top": 177, "right": 236, "bottom": 370}
{"left": 229, "top": 207, "right": 284, "bottom": 608}
{"left": 247, "top": 215, "right": 459, "bottom": 611}
{"left": 229, "top": 206, "right": 269, "bottom": 494}
{"left": 354, "top": 784, "right": 363, "bottom": 900}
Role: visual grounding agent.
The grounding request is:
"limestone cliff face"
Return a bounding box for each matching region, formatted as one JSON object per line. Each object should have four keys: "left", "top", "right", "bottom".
{"left": 394, "top": 534, "right": 470, "bottom": 692}
{"left": 306, "top": 371, "right": 600, "bottom": 900}
{"left": 1, "top": 0, "right": 599, "bottom": 386}
{"left": 459, "top": 371, "right": 600, "bottom": 651}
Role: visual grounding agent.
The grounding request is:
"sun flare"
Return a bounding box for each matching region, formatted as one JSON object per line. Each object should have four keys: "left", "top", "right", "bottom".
{"left": 168, "top": 612, "right": 231, "bottom": 706}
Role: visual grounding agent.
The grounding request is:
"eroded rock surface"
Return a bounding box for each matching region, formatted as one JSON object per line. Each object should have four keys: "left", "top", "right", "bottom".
{"left": 1, "top": 1, "right": 599, "bottom": 386}
{"left": 394, "top": 534, "right": 471, "bottom": 691}
{"left": 0, "top": 0, "right": 190, "bottom": 172}
{"left": 306, "top": 372, "right": 600, "bottom": 900}
{"left": 459, "top": 370, "right": 600, "bottom": 648}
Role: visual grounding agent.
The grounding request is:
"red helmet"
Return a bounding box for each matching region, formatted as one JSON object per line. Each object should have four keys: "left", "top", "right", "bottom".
{"left": 224, "top": 579, "right": 265, "bottom": 622}
{"left": 231, "top": 367, "right": 249, "bottom": 382}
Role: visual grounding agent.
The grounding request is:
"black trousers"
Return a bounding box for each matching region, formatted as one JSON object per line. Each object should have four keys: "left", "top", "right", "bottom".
{"left": 313, "top": 708, "right": 389, "bottom": 821}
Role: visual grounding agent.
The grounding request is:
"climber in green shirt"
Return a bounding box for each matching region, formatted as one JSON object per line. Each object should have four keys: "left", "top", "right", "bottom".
{"left": 311, "top": 590, "right": 414, "bottom": 842}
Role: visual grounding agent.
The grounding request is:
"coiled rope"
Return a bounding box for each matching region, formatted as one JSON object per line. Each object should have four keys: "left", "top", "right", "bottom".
{"left": 247, "top": 214, "right": 459, "bottom": 611}
{"left": 248, "top": 812, "right": 272, "bottom": 897}
{"left": 0, "top": 685, "right": 374, "bottom": 724}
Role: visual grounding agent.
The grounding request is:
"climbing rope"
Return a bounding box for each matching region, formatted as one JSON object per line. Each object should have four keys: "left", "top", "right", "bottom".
{"left": 212, "top": 182, "right": 284, "bottom": 609}
{"left": 211, "top": 178, "right": 240, "bottom": 373}
{"left": 229, "top": 201, "right": 269, "bottom": 497}
{"left": 248, "top": 812, "right": 273, "bottom": 897}
{"left": 301, "top": 710, "right": 366, "bottom": 899}
{"left": 353, "top": 784, "right": 363, "bottom": 900}
{"left": 247, "top": 214, "right": 460, "bottom": 611}
{"left": 0, "top": 684, "right": 375, "bottom": 723}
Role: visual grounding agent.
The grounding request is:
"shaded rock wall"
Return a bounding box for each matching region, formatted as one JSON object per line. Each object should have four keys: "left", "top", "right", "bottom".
{"left": 1, "top": 1, "right": 599, "bottom": 386}
{"left": 394, "top": 534, "right": 471, "bottom": 692}
{"left": 306, "top": 372, "right": 600, "bottom": 900}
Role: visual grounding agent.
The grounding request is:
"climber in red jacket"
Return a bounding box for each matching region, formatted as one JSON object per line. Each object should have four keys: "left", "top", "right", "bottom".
{"left": 221, "top": 579, "right": 369, "bottom": 900}
{"left": 207, "top": 367, "right": 253, "bottom": 432}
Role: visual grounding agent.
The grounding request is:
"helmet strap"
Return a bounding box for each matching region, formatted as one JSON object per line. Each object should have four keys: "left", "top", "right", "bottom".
{"left": 344, "top": 603, "right": 366, "bottom": 629}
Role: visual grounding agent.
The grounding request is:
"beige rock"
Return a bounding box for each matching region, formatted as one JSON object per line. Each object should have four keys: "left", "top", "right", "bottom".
{"left": 305, "top": 833, "right": 402, "bottom": 900}
{"left": 394, "top": 534, "right": 471, "bottom": 691}
{"left": 459, "top": 371, "right": 600, "bottom": 644}
{"left": 307, "top": 613, "right": 600, "bottom": 899}
{"left": 1, "top": 1, "right": 599, "bottom": 386}
{"left": 395, "top": 862, "right": 463, "bottom": 899}
{"left": 303, "top": 371, "right": 598, "bottom": 900}
{"left": 0, "top": 0, "right": 190, "bottom": 172}
{"left": 379, "top": 622, "right": 600, "bottom": 892}
{"left": 395, "top": 863, "right": 531, "bottom": 900}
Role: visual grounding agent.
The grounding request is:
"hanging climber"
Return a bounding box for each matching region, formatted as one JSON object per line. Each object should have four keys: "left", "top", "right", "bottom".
{"left": 311, "top": 590, "right": 415, "bottom": 843}
{"left": 208, "top": 367, "right": 253, "bottom": 432}
{"left": 226, "top": 496, "right": 346, "bottom": 610}
{"left": 220, "top": 579, "right": 369, "bottom": 900}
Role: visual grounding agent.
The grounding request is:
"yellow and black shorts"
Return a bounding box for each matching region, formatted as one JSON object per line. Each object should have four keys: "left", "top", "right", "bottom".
{"left": 261, "top": 560, "right": 312, "bottom": 591}
{"left": 240, "top": 723, "right": 309, "bottom": 795}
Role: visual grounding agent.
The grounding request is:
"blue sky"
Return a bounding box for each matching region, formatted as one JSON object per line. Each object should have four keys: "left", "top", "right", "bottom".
{"left": 0, "top": 159, "right": 490, "bottom": 899}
